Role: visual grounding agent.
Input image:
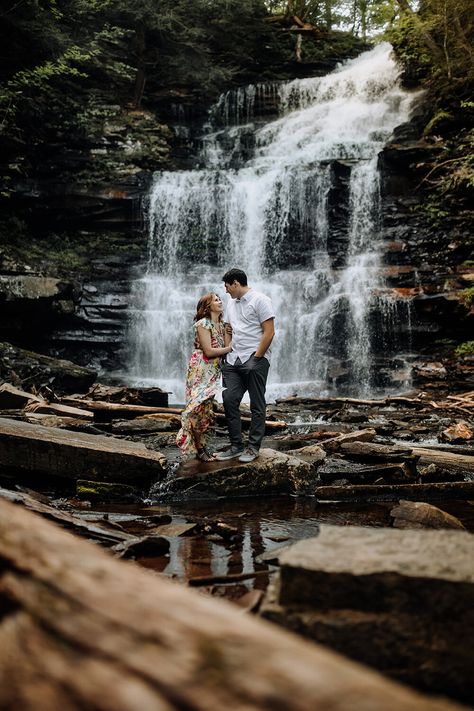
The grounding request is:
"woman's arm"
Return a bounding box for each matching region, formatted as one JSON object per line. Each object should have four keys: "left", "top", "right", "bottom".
{"left": 197, "top": 326, "right": 232, "bottom": 358}
{"left": 224, "top": 323, "right": 232, "bottom": 348}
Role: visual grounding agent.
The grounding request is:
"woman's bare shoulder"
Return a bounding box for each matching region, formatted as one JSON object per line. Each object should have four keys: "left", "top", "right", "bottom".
{"left": 194, "top": 317, "right": 212, "bottom": 330}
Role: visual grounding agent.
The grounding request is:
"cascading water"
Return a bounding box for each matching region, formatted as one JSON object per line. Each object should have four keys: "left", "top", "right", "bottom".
{"left": 128, "top": 43, "right": 419, "bottom": 403}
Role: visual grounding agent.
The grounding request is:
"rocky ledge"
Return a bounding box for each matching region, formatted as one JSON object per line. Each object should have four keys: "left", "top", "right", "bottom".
{"left": 151, "top": 448, "right": 317, "bottom": 501}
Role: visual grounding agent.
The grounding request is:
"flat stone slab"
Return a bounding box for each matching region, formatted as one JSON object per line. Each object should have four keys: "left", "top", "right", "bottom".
{"left": 152, "top": 447, "right": 316, "bottom": 500}
{"left": 261, "top": 525, "right": 474, "bottom": 704}
{"left": 0, "top": 416, "right": 166, "bottom": 484}
{"left": 278, "top": 525, "right": 474, "bottom": 605}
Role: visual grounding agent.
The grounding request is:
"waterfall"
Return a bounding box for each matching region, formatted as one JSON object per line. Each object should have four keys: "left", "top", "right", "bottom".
{"left": 128, "top": 43, "right": 419, "bottom": 403}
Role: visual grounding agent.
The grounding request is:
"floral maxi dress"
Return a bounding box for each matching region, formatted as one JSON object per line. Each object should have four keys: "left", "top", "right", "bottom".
{"left": 176, "top": 318, "right": 225, "bottom": 458}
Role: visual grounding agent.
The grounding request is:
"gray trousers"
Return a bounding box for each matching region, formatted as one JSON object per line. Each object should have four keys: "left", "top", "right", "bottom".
{"left": 221, "top": 355, "right": 270, "bottom": 450}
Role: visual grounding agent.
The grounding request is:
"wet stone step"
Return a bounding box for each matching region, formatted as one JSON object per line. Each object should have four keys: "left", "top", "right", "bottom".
{"left": 261, "top": 524, "right": 474, "bottom": 704}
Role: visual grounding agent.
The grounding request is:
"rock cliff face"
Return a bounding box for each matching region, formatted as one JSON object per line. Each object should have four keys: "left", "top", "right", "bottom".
{"left": 1, "top": 82, "right": 472, "bottom": 388}
{"left": 380, "top": 117, "right": 474, "bottom": 362}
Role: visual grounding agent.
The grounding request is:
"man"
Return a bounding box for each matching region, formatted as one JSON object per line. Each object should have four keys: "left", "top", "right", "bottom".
{"left": 217, "top": 268, "right": 275, "bottom": 463}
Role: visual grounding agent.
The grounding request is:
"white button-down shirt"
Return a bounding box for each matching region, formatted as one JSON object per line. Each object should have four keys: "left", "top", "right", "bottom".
{"left": 224, "top": 288, "right": 275, "bottom": 365}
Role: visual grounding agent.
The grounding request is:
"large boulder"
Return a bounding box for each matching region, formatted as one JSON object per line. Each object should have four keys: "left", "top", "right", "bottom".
{"left": 261, "top": 524, "right": 474, "bottom": 704}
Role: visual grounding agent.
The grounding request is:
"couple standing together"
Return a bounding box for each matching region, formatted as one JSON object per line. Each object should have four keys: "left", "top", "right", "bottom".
{"left": 176, "top": 268, "right": 275, "bottom": 464}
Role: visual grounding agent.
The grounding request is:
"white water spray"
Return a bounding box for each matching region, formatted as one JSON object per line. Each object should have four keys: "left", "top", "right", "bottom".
{"left": 128, "top": 43, "right": 419, "bottom": 402}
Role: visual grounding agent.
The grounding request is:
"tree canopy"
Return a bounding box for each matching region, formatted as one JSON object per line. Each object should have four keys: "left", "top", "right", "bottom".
{"left": 1, "top": 0, "right": 473, "bottom": 201}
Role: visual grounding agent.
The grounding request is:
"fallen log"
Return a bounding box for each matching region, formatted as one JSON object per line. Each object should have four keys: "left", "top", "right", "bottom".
{"left": 275, "top": 395, "right": 424, "bottom": 408}
{"left": 188, "top": 570, "right": 273, "bottom": 587}
{"left": 0, "top": 416, "right": 167, "bottom": 484}
{"left": 25, "top": 400, "right": 94, "bottom": 419}
{"left": 410, "top": 446, "right": 474, "bottom": 474}
{"left": 86, "top": 383, "right": 169, "bottom": 407}
{"left": 338, "top": 441, "right": 415, "bottom": 461}
{"left": 63, "top": 397, "right": 287, "bottom": 429}
{"left": 62, "top": 397, "right": 182, "bottom": 417}
{"left": 0, "top": 498, "right": 463, "bottom": 711}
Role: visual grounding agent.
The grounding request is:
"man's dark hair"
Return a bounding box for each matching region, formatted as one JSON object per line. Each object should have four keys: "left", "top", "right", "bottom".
{"left": 222, "top": 268, "right": 248, "bottom": 286}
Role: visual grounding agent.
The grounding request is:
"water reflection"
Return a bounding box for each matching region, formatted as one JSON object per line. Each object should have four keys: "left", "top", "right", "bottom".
{"left": 127, "top": 497, "right": 394, "bottom": 595}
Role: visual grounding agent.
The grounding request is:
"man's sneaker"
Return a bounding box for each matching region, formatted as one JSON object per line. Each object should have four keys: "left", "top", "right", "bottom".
{"left": 238, "top": 446, "right": 259, "bottom": 463}
{"left": 216, "top": 445, "right": 244, "bottom": 461}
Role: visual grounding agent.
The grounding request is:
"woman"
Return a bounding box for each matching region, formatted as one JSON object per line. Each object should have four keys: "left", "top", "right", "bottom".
{"left": 176, "top": 292, "right": 232, "bottom": 461}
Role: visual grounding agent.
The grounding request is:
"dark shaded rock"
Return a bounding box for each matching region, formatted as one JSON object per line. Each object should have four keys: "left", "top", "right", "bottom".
{"left": 0, "top": 416, "right": 167, "bottom": 484}
{"left": 0, "top": 341, "right": 96, "bottom": 393}
{"left": 317, "top": 458, "right": 415, "bottom": 484}
{"left": 112, "top": 534, "right": 170, "bottom": 558}
{"left": 261, "top": 524, "right": 474, "bottom": 704}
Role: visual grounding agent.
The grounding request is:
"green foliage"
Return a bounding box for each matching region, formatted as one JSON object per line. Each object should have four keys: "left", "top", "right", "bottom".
{"left": 388, "top": 0, "right": 474, "bottom": 92}
{"left": 423, "top": 110, "right": 452, "bottom": 136}
{"left": 459, "top": 287, "right": 474, "bottom": 309}
{"left": 386, "top": 0, "right": 474, "bottom": 206}
{"left": 454, "top": 340, "right": 474, "bottom": 357}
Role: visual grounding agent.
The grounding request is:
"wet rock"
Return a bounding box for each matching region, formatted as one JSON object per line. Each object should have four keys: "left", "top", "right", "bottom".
{"left": 0, "top": 416, "right": 167, "bottom": 484}
{"left": 76, "top": 479, "right": 142, "bottom": 502}
{"left": 154, "top": 448, "right": 316, "bottom": 501}
{"left": 285, "top": 443, "right": 326, "bottom": 468}
{"left": 390, "top": 500, "right": 465, "bottom": 530}
{"left": 113, "top": 535, "right": 170, "bottom": 558}
{"left": 412, "top": 361, "right": 448, "bottom": 382}
{"left": 261, "top": 524, "right": 474, "bottom": 704}
{"left": 0, "top": 275, "right": 67, "bottom": 300}
{"left": 440, "top": 421, "right": 473, "bottom": 443}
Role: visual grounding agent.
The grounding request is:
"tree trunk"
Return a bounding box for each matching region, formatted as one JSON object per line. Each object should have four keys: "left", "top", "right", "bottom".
{"left": 132, "top": 24, "right": 146, "bottom": 109}
{"left": 0, "top": 498, "right": 464, "bottom": 711}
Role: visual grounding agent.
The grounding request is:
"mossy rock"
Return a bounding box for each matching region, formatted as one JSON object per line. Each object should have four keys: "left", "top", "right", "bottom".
{"left": 76, "top": 479, "right": 142, "bottom": 502}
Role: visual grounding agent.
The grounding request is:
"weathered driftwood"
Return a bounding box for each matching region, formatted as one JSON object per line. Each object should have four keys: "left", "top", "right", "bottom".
{"left": 276, "top": 394, "right": 425, "bottom": 407}
{"left": 317, "top": 460, "right": 416, "bottom": 484}
{"left": 25, "top": 400, "right": 94, "bottom": 419}
{"left": 319, "top": 428, "right": 377, "bottom": 452}
{"left": 0, "top": 499, "right": 464, "bottom": 711}
{"left": 188, "top": 570, "right": 273, "bottom": 587}
{"left": 86, "top": 383, "right": 169, "bottom": 407}
{"left": 0, "top": 383, "right": 43, "bottom": 409}
{"left": 338, "top": 441, "right": 416, "bottom": 461}
{"left": 390, "top": 500, "right": 466, "bottom": 530}
{"left": 63, "top": 397, "right": 287, "bottom": 429}
{"left": 63, "top": 397, "right": 182, "bottom": 417}
{"left": 314, "top": 481, "right": 474, "bottom": 501}
{"left": 410, "top": 446, "right": 474, "bottom": 474}
{"left": 275, "top": 391, "right": 474, "bottom": 417}
{"left": 0, "top": 416, "right": 167, "bottom": 483}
